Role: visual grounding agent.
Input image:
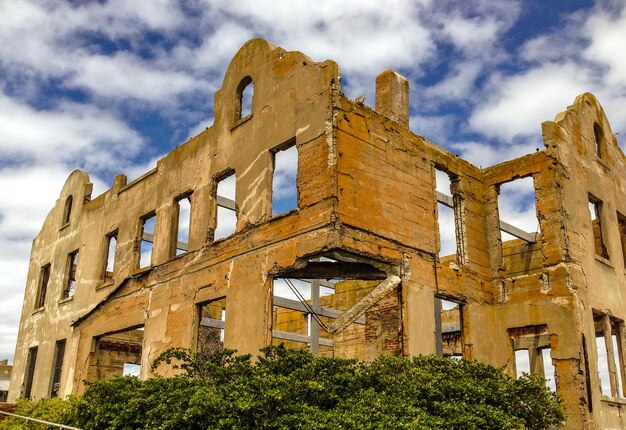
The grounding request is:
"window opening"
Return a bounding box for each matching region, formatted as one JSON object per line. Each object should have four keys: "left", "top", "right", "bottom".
{"left": 434, "top": 297, "right": 462, "bottom": 358}
{"left": 62, "top": 195, "right": 73, "bottom": 226}
{"left": 515, "top": 349, "right": 531, "bottom": 378}
{"left": 594, "top": 122, "right": 604, "bottom": 158}
{"left": 215, "top": 173, "right": 237, "bottom": 240}
{"left": 617, "top": 212, "right": 626, "bottom": 268}
{"left": 541, "top": 348, "right": 557, "bottom": 392}
{"left": 272, "top": 143, "right": 298, "bottom": 215}
{"left": 62, "top": 251, "right": 78, "bottom": 299}
{"left": 174, "top": 195, "right": 191, "bottom": 256}
{"left": 236, "top": 76, "right": 253, "bottom": 119}
{"left": 613, "top": 335, "right": 624, "bottom": 396}
{"left": 272, "top": 259, "right": 401, "bottom": 360}
{"left": 197, "top": 298, "right": 226, "bottom": 358}
{"left": 104, "top": 232, "right": 117, "bottom": 279}
{"left": 49, "top": 339, "right": 66, "bottom": 397}
{"left": 139, "top": 213, "right": 156, "bottom": 268}
{"left": 588, "top": 196, "right": 609, "bottom": 260}
{"left": 90, "top": 327, "right": 143, "bottom": 381}
{"left": 36, "top": 264, "right": 50, "bottom": 309}
{"left": 498, "top": 178, "right": 541, "bottom": 276}
{"left": 594, "top": 312, "right": 625, "bottom": 398}
{"left": 435, "top": 169, "right": 459, "bottom": 261}
{"left": 122, "top": 363, "right": 141, "bottom": 377}
{"left": 509, "top": 326, "right": 554, "bottom": 389}
{"left": 23, "top": 346, "right": 38, "bottom": 399}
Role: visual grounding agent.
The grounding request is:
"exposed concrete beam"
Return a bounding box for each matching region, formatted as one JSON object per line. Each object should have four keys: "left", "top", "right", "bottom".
{"left": 436, "top": 191, "right": 537, "bottom": 243}
{"left": 282, "top": 261, "right": 387, "bottom": 280}
{"left": 200, "top": 318, "right": 224, "bottom": 329}
{"left": 142, "top": 232, "right": 188, "bottom": 251}
{"left": 326, "top": 275, "right": 401, "bottom": 335}
{"left": 436, "top": 191, "right": 454, "bottom": 208}
{"left": 498, "top": 220, "right": 538, "bottom": 243}
{"left": 217, "top": 195, "right": 236, "bottom": 211}
{"left": 273, "top": 297, "right": 365, "bottom": 324}
{"left": 272, "top": 330, "right": 334, "bottom": 347}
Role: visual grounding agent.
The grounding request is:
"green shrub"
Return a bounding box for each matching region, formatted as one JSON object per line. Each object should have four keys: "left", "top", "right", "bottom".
{"left": 4, "top": 346, "right": 566, "bottom": 429}
{"left": 0, "top": 397, "right": 74, "bottom": 430}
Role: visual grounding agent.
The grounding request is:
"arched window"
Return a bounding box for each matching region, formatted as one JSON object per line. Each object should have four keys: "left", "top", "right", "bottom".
{"left": 235, "top": 76, "right": 254, "bottom": 120}
{"left": 62, "top": 195, "right": 73, "bottom": 225}
{"left": 594, "top": 122, "right": 604, "bottom": 158}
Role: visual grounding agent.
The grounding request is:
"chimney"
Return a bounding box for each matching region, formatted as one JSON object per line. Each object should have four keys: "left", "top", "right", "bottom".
{"left": 375, "top": 70, "right": 409, "bottom": 128}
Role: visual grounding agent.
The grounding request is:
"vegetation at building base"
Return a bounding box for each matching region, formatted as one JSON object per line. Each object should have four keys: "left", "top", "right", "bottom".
{"left": 0, "top": 345, "right": 565, "bottom": 430}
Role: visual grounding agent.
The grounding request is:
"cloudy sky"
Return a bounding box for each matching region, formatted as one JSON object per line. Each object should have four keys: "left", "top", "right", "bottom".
{"left": 1, "top": 0, "right": 626, "bottom": 362}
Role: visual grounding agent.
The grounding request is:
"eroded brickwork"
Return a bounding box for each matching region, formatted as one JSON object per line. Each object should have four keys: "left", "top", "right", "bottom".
{"left": 9, "top": 38, "right": 626, "bottom": 429}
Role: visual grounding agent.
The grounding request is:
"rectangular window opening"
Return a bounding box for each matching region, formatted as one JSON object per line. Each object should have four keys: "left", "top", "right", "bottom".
{"left": 104, "top": 232, "right": 117, "bottom": 279}
{"left": 435, "top": 169, "right": 459, "bottom": 262}
{"left": 90, "top": 327, "right": 144, "bottom": 381}
{"left": 594, "top": 313, "right": 625, "bottom": 398}
{"left": 515, "top": 349, "right": 531, "bottom": 378}
{"left": 215, "top": 173, "right": 236, "bottom": 240}
{"left": 49, "top": 339, "right": 66, "bottom": 397}
{"left": 509, "top": 326, "right": 552, "bottom": 387}
{"left": 122, "top": 363, "right": 141, "bottom": 377}
{"left": 272, "top": 268, "right": 402, "bottom": 360}
{"left": 617, "top": 212, "right": 626, "bottom": 268}
{"left": 435, "top": 297, "right": 462, "bottom": 358}
{"left": 36, "top": 264, "right": 50, "bottom": 309}
{"left": 139, "top": 213, "right": 156, "bottom": 268}
{"left": 23, "top": 346, "right": 38, "bottom": 399}
{"left": 272, "top": 143, "right": 298, "bottom": 215}
{"left": 62, "top": 251, "right": 78, "bottom": 299}
{"left": 197, "top": 298, "right": 226, "bottom": 359}
{"left": 498, "top": 178, "right": 541, "bottom": 276}
{"left": 174, "top": 195, "right": 191, "bottom": 256}
{"left": 588, "top": 196, "right": 609, "bottom": 260}
{"left": 612, "top": 334, "right": 624, "bottom": 397}
{"left": 596, "top": 334, "right": 611, "bottom": 396}
{"left": 541, "top": 348, "right": 557, "bottom": 392}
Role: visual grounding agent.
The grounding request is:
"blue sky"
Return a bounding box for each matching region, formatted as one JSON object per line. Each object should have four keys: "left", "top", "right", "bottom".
{"left": 1, "top": 0, "right": 626, "bottom": 362}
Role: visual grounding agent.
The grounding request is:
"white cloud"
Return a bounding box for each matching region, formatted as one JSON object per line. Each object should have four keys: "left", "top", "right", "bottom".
{"left": 0, "top": 91, "right": 143, "bottom": 170}
{"left": 0, "top": 164, "right": 108, "bottom": 361}
{"left": 68, "top": 52, "right": 204, "bottom": 103}
{"left": 469, "top": 62, "right": 593, "bottom": 141}
{"left": 584, "top": 7, "right": 626, "bottom": 88}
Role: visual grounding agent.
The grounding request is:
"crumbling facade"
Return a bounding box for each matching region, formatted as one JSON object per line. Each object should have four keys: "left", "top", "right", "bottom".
{"left": 8, "top": 39, "right": 626, "bottom": 429}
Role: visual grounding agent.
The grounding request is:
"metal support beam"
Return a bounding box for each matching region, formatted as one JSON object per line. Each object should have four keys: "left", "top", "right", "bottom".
{"left": 326, "top": 275, "right": 401, "bottom": 335}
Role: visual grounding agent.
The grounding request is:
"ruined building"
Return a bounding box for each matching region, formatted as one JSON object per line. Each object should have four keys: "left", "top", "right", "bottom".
{"left": 8, "top": 39, "right": 626, "bottom": 429}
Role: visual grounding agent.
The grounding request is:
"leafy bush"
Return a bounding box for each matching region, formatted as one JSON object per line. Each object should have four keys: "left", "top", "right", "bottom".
{"left": 3, "top": 346, "right": 565, "bottom": 429}
{"left": 0, "top": 397, "right": 74, "bottom": 430}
